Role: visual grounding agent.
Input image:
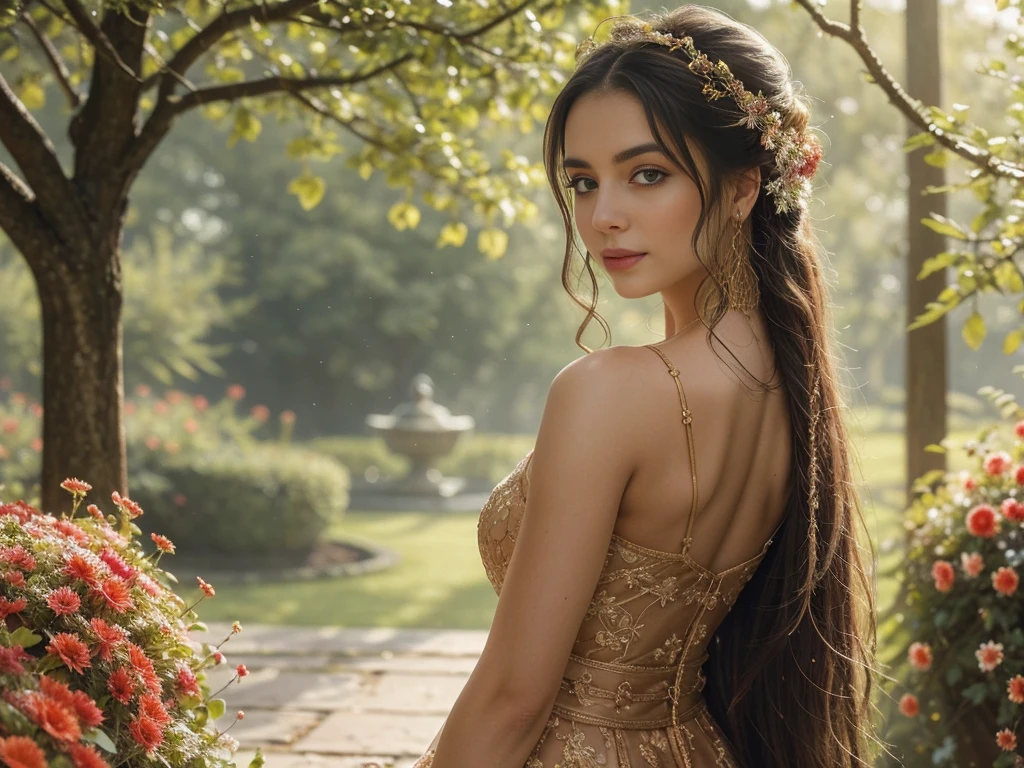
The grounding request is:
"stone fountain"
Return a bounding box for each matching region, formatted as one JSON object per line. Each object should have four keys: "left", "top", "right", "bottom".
{"left": 354, "top": 374, "right": 484, "bottom": 510}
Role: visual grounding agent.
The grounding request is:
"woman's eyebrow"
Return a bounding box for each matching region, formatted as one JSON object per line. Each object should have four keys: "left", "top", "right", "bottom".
{"left": 562, "top": 142, "right": 665, "bottom": 170}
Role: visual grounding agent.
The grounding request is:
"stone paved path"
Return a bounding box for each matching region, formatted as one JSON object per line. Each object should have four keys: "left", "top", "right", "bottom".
{"left": 200, "top": 623, "right": 485, "bottom": 768}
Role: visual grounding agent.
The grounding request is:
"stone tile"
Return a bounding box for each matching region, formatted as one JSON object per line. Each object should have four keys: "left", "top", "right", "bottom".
{"left": 294, "top": 712, "right": 444, "bottom": 756}
{"left": 207, "top": 669, "right": 363, "bottom": 711}
{"left": 330, "top": 654, "right": 477, "bottom": 675}
{"left": 235, "top": 753, "right": 417, "bottom": 768}
{"left": 348, "top": 673, "right": 466, "bottom": 714}
{"left": 233, "top": 654, "right": 333, "bottom": 672}
{"left": 216, "top": 710, "right": 322, "bottom": 746}
{"left": 203, "top": 624, "right": 487, "bottom": 658}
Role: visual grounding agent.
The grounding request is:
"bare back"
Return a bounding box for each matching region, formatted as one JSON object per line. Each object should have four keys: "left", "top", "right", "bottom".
{"left": 537, "top": 311, "right": 792, "bottom": 575}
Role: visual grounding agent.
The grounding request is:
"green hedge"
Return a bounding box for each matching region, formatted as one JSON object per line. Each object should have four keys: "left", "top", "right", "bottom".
{"left": 306, "top": 433, "right": 536, "bottom": 485}
{"left": 131, "top": 445, "right": 350, "bottom": 556}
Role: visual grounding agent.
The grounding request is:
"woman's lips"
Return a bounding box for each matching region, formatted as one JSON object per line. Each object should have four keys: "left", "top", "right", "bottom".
{"left": 602, "top": 253, "right": 646, "bottom": 271}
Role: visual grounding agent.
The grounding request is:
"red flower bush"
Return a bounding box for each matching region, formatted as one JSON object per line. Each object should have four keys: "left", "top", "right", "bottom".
{"left": 895, "top": 400, "right": 1024, "bottom": 765}
{"left": 0, "top": 481, "right": 260, "bottom": 768}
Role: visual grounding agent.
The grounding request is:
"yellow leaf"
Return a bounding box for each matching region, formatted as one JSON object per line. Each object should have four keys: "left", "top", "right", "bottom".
{"left": 358, "top": 162, "right": 373, "bottom": 181}
{"left": 436, "top": 222, "right": 468, "bottom": 249}
{"left": 228, "top": 108, "right": 261, "bottom": 148}
{"left": 287, "top": 174, "right": 326, "bottom": 211}
{"left": 19, "top": 80, "right": 45, "bottom": 110}
{"left": 387, "top": 202, "right": 421, "bottom": 231}
{"left": 962, "top": 311, "right": 986, "bottom": 351}
{"left": 1004, "top": 329, "right": 1023, "bottom": 355}
{"left": 478, "top": 228, "right": 509, "bottom": 260}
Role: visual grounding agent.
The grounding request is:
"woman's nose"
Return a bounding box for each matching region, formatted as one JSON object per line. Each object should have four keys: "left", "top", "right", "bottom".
{"left": 590, "top": 188, "right": 628, "bottom": 232}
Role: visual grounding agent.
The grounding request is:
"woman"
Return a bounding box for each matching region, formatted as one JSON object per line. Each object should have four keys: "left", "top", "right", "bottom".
{"left": 410, "top": 5, "right": 878, "bottom": 766}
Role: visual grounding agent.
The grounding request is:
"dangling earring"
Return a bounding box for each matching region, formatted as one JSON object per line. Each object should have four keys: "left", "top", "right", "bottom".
{"left": 724, "top": 210, "right": 760, "bottom": 315}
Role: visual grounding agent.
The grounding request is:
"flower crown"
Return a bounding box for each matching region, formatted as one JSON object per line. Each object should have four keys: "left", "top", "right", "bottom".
{"left": 575, "top": 18, "right": 823, "bottom": 215}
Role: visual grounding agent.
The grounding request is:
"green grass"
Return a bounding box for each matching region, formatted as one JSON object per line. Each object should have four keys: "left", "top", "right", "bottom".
{"left": 200, "top": 418, "right": 991, "bottom": 629}
{"left": 198, "top": 511, "right": 498, "bottom": 628}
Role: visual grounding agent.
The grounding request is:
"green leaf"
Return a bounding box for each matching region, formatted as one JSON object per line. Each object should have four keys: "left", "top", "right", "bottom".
{"left": 923, "top": 148, "right": 947, "bottom": 168}
{"left": 963, "top": 311, "right": 986, "bottom": 350}
{"left": 287, "top": 173, "right": 326, "bottom": 211}
{"left": 207, "top": 698, "right": 226, "bottom": 721}
{"left": 7, "top": 627, "right": 42, "bottom": 649}
{"left": 248, "top": 749, "right": 266, "bottom": 768}
{"left": 917, "top": 251, "right": 957, "bottom": 280}
{"left": 920, "top": 215, "right": 968, "bottom": 241}
{"left": 963, "top": 681, "right": 989, "bottom": 705}
{"left": 82, "top": 728, "right": 117, "bottom": 754}
{"left": 1004, "top": 329, "right": 1024, "bottom": 355}
{"left": 924, "top": 443, "right": 947, "bottom": 454}
{"left": 903, "top": 132, "right": 935, "bottom": 152}
{"left": 189, "top": 621, "right": 209, "bottom": 632}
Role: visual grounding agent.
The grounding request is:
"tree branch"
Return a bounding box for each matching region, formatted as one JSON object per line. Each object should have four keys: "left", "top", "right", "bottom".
{"left": 20, "top": 10, "right": 82, "bottom": 108}
{"left": 170, "top": 54, "right": 415, "bottom": 113}
{"left": 0, "top": 160, "right": 57, "bottom": 260}
{"left": 62, "top": 0, "right": 140, "bottom": 81}
{"left": 0, "top": 69, "right": 87, "bottom": 239}
{"left": 149, "top": 0, "right": 320, "bottom": 97}
{"left": 792, "top": 0, "right": 1024, "bottom": 180}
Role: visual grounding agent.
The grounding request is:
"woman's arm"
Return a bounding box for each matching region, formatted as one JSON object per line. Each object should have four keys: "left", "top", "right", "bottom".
{"left": 420, "top": 348, "right": 640, "bottom": 767}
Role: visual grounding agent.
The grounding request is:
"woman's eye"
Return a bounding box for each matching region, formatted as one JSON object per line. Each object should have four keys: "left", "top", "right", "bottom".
{"left": 564, "top": 168, "right": 666, "bottom": 194}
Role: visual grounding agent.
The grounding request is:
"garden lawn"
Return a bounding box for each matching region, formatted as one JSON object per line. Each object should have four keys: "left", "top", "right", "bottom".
{"left": 199, "top": 421, "right": 983, "bottom": 629}
{"left": 197, "top": 511, "right": 497, "bottom": 629}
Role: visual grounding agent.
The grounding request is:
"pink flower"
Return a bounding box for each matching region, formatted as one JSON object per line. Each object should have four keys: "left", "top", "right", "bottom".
{"left": 89, "top": 618, "right": 127, "bottom": 662}
{"left": 1016, "top": 465, "right": 1024, "bottom": 485}
{"left": 183, "top": 417, "right": 199, "bottom": 434}
{"left": 898, "top": 693, "right": 919, "bottom": 717}
{"left": 226, "top": 384, "right": 246, "bottom": 401}
{"left": 99, "top": 548, "right": 137, "bottom": 580}
{"left": 29, "top": 438, "right": 42, "bottom": 452}
{"left": 977, "top": 640, "right": 1004, "bottom": 672}
{"left": 135, "top": 384, "right": 151, "bottom": 397}
{"left": 86, "top": 504, "right": 104, "bottom": 521}
{"left": 4, "top": 571, "right": 26, "bottom": 588}
{"left": 908, "top": 642, "right": 933, "bottom": 671}
{"left": 932, "top": 560, "right": 955, "bottom": 592}
{"left": 177, "top": 667, "right": 201, "bottom": 698}
{"left": 1016, "top": 420, "right": 1024, "bottom": 439}
{"left": 961, "top": 552, "right": 984, "bottom": 578}
{"left": 46, "top": 586, "right": 82, "bottom": 616}
{"left": 984, "top": 451, "right": 1013, "bottom": 476}
{"left": 0, "top": 736, "right": 48, "bottom": 768}
{"left": 1008, "top": 675, "right": 1024, "bottom": 704}
{"left": 60, "top": 478, "right": 92, "bottom": 495}
{"left": 153, "top": 401, "right": 169, "bottom": 415}
{"left": 144, "top": 435, "right": 161, "bottom": 451}
{"left": 93, "top": 576, "right": 135, "bottom": 613}
{"left": 967, "top": 504, "right": 999, "bottom": 538}
{"left": 128, "top": 715, "right": 164, "bottom": 753}
{"left": 236, "top": 663, "right": 249, "bottom": 678}
{"left": 993, "top": 567, "right": 1019, "bottom": 596}
{"left": 963, "top": 474, "right": 978, "bottom": 491}
{"left": 67, "top": 743, "right": 110, "bottom": 768}
{"left": 64, "top": 554, "right": 99, "bottom": 586}
{"left": 1, "top": 418, "right": 17, "bottom": 434}
{"left": 213, "top": 651, "right": 225, "bottom": 665}
{"left": 166, "top": 390, "right": 186, "bottom": 405}
{"left": 107, "top": 667, "right": 136, "bottom": 704}
{"left": 250, "top": 405, "right": 270, "bottom": 422}
{"left": 193, "top": 395, "right": 209, "bottom": 411}
{"left": 996, "top": 728, "right": 1017, "bottom": 751}
{"left": 280, "top": 410, "right": 297, "bottom": 425}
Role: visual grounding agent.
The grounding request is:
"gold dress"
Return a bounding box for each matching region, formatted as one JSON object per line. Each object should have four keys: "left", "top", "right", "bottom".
{"left": 418, "top": 344, "right": 780, "bottom": 767}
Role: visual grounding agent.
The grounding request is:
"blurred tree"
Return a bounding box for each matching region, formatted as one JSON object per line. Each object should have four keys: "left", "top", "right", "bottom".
{"left": 0, "top": 0, "right": 619, "bottom": 510}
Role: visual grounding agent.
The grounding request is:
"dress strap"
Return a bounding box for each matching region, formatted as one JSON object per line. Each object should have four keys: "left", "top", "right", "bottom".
{"left": 643, "top": 344, "right": 700, "bottom": 548}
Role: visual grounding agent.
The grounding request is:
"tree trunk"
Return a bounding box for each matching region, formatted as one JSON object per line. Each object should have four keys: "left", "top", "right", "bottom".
{"left": 905, "top": 0, "right": 948, "bottom": 500}
{"left": 35, "top": 243, "right": 127, "bottom": 513}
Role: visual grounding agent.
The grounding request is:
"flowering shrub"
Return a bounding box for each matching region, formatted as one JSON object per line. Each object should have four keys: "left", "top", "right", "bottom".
{"left": 894, "top": 387, "right": 1024, "bottom": 767}
{"left": 0, "top": 479, "right": 261, "bottom": 768}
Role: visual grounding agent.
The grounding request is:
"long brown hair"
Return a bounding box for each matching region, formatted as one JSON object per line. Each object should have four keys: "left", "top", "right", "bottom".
{"left": 541, "top": 6, "right": 880, "bottom": 767}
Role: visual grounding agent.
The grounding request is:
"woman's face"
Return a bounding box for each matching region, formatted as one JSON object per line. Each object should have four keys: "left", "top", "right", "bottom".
{"left": 562, "top": 89, "right": 712, "bottom": 300}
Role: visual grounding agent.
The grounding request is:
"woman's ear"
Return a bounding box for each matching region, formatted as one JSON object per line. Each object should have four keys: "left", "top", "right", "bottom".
{"left": 731, "top": 166, "right": 761, "bottom": 219}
